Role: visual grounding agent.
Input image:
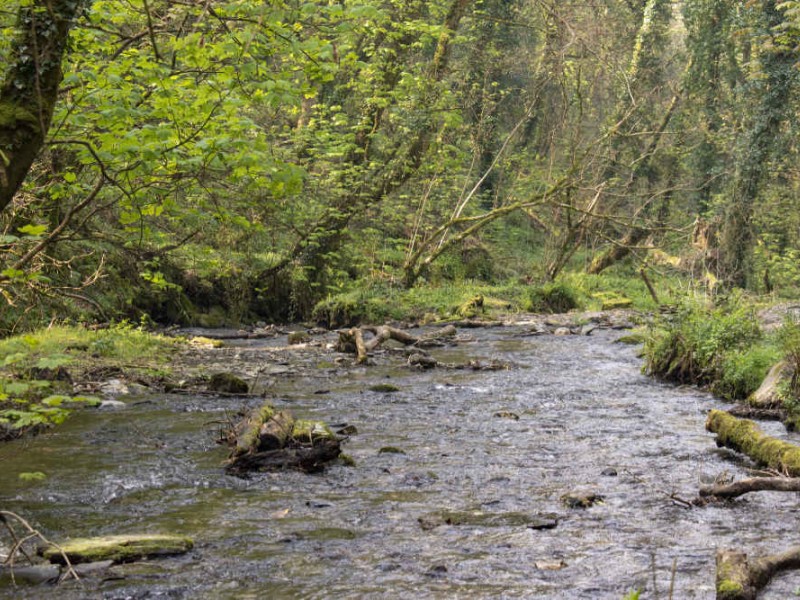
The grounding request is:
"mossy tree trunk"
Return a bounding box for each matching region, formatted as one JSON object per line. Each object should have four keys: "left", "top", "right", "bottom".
{"left": 718, "top": 1, "right": 797, "bottom": 288}
{"left": 0, "top": 0, "right": 86, "bottom": 213}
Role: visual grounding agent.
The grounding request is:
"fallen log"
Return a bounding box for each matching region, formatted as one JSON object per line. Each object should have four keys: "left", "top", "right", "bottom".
{"left": 233, "top": 404, "right": 275, "bottom": 456}
{"left": 705, "top": 410, "right": 800, "bottom": 476}
{"left": 700, "top": 476, "right": 800, "bottom": 500}
{"left": 716, "top": 547, "right": 800, "bottom": 600}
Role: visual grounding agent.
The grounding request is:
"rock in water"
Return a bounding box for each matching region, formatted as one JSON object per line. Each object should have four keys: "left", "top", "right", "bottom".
{"left": 207, "top": 372, "right": 249, "bottom": 394}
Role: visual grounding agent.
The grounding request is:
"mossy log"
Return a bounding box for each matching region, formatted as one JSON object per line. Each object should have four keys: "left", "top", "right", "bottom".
{"left": 291, "top": 419, "right": 336, "bottom": 444}
{"left": 716, "top": 547, "right": 800, "bottom": 600}
{"left": 258, "top": 410, "right": 295, "bottom": 451}
{"left": 233, "top": 403, "right": 275, "bottom": 456}
{"left": 40, "top": 534, "right": 193, "bottom": 565}
{"left": 705, "top": 410, "right": 800, "bottom": 476}
{"left": 700, "top": 476, "right": 800, "bottom": 500}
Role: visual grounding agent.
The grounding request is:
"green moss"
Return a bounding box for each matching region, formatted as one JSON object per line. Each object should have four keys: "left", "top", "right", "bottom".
{"left": 292, "top": 419, "right": 335, "bottom": 443}
{"left": 338, "top": 453, "right": 356, "bottom": 467}
{"left": 716, "top": 579, "right": 744, "bottom": 598}
{"left": 0, "top": 102, "right": 38, "bottom": 128}
{"left": 41, "top": 534, "right": 193, "bottom": 565}
{"left": 207, "top": 373, "right": 248, "bottom": 394}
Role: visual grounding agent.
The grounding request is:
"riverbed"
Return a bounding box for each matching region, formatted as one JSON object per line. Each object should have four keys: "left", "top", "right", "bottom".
{"left": 1, "top": 324, "right": 799, "bottom": 598}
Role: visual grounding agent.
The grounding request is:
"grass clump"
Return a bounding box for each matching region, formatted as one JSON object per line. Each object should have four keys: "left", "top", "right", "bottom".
{"left": 644, "top": 295, "right": 771, "bottom": 400}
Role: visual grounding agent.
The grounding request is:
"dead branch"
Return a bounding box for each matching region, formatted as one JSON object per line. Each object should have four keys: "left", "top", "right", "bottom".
{"left": 0, "top": 511, "right": 78, "bottom": 584}
{"left": 337, "top": 324, "right": 457, "bottom": 364}
{"left": 700, "top": 477, "right": 800, "bottom": 500}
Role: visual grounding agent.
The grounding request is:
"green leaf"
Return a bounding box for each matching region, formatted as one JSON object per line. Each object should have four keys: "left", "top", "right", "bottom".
{"left": 17, "top": 224, "right": 48, "bottom": 237}
{"left": 19, "top": 472, "right": 47, "bottom": 482}
{"left": 35, "top": 354, "right": 72, "bottom": 369}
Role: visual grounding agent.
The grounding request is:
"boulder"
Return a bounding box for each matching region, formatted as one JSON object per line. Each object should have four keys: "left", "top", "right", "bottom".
{"left": 749, "top": 361, "right": 793, "bottom": 408}
{"left": 207, "top": 372, "right": 249, "bottom": 394}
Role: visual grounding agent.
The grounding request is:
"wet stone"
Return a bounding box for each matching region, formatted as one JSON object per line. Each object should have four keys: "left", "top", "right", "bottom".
{"left": 493, "top": 411, "right": 520, "bottom": 420}
{"left": 207, "top": 372, "right": 249, "bottom": 394}
{"left": 561, "top": 492, "right": 605, "bottom": 509}
{"left": 419, "top": 510, "right": 558, "bottom": 531}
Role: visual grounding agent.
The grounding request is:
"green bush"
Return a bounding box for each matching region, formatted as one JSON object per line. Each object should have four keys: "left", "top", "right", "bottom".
{"left": 712, "top": 345, "right": 781, "bottom": 401}
{"left": 525, "top": 281, "right": 581, "bottom": 313}
{"left": 644, "top": 296, "right": 764, "bottom": 396}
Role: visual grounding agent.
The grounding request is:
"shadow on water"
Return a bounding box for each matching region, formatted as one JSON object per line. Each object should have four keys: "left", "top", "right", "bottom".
{"left": 1, "top": 327, "right": 800, "bottom": 598}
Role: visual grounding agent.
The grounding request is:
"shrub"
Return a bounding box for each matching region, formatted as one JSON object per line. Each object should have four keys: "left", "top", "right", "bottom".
{"left": 712, "top": 345, "right": 781, "bottom": 401}
{"left": 526, "top": 281, "right": 581, "bottom": 313}
{"left": 644, "top": 296, "right": 763, "bottom": 396}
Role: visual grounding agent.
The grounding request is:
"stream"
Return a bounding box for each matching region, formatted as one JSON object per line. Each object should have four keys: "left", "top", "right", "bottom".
{"left": 1, "top": 324, "right": 800, "bottom": 598}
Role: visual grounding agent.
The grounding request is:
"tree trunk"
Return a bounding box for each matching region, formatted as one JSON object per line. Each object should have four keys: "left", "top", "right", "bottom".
{"left": 718, "top": 1, "right": 796, "bottom": 288}
{"left": 0, "top": 1, "right": 85, "bottom": 213}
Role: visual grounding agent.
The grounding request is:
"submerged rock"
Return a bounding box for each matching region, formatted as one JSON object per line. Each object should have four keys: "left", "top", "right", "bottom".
{"left": 40, "top": 534, "right": 193, "bottom": 565}
{"left": 561, "top": 492, "right": 604, "bottom": 509}
{"left": 418, "top": 510, "right": 558, "bottom": 531}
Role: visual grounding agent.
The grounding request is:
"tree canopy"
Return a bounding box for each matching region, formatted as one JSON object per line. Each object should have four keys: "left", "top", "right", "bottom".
{"left": 1, "top": 0, "right": 800, "bottom": 331}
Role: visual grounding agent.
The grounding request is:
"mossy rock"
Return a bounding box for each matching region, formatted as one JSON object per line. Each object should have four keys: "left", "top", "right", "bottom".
{"left": 288, "top": 331, "right": 311, "bottom": 345}
{"left": 600, "top": 297, "right": 633, "bottom": 310}
{"left": 208, "top": 372, "right": 249, "bottom": 394}
{"left": 369, "top": 383, "right": 400, "bottom": 393}
{"left": 189, "top": 336, "right": 225, "bottom": 348}
{"left": 41, "top": 534, "right": 193, "bottom": 565}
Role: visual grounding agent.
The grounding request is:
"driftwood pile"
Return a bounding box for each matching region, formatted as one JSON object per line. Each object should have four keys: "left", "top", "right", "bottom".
{"left": 336, "top": 324, "right": 458, "bottom": 364}
{"left": 223, "top": 402, "right": 342, "bottom": 475}
{"left": 335, "top": 324, "right": 510, "bottom": 371}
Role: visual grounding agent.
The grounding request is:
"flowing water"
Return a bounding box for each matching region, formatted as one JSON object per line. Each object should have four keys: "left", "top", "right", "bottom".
{"left": 1, "top": 325, "right": 799, "bottom": 598}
